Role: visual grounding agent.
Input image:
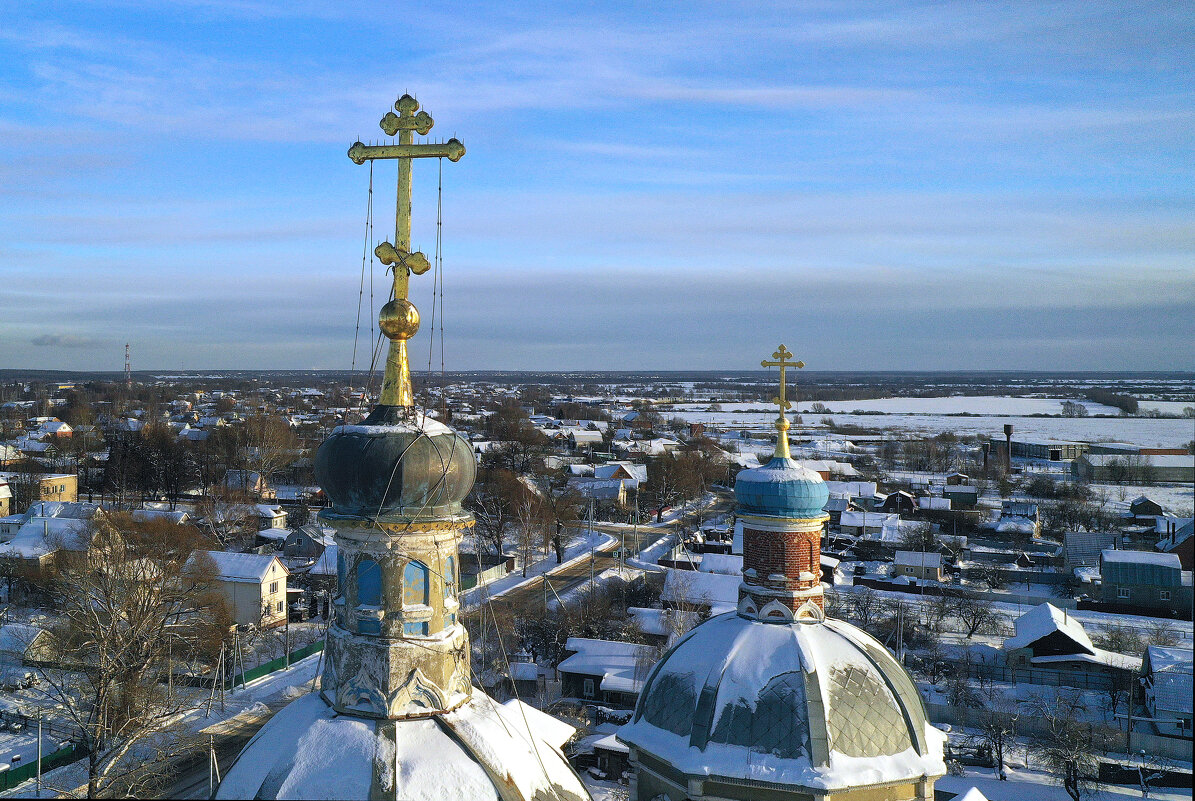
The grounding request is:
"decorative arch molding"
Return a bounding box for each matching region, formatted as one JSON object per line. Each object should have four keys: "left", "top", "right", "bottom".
{"left": 759, "top": 599, "right": 794, "bottom": 623}
{"left": 795, "top": 599, "right": 825, "bottom": 622}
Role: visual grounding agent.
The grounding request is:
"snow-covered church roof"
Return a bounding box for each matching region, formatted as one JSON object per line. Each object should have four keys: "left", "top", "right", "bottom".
{"left": 617, "top": 611, "right": 946, "bottom": 793}
{"left": 216, "top": 691, "right": 589, "bottom": 800}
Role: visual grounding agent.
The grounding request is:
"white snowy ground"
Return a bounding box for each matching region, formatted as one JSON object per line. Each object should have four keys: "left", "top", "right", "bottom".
{"left": 936, "top": 765, "right": 1190, "bottom": 801}
{"left": 673, "top": 397, "right": 1132, "bottom": 416}
{"left": 668, "top": 403, "right": 1193, "bottom": 448}
{"left": 579, "top": 765, "right": 1191, "bottom": 801}
{"left": 459, "top": 529, "right": 617, "bottom": 611}
{"left": 1, "top": 654, "right": 323, "bottom": 798}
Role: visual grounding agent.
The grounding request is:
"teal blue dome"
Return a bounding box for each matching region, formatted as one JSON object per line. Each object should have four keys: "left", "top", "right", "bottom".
{"left": 734, "top": 456, "right": 829, "bottom": 518}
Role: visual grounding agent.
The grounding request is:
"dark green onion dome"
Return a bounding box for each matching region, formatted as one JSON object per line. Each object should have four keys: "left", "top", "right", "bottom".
{"left": 618, "top": 611, "right": 946, "bottom": 792}
{"left": 314, "top": 405, "right": 475, "bottom": 520}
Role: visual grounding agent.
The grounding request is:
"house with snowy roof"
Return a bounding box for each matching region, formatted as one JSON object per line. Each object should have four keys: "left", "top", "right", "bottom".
{"left": 1157, "top": 519, "right": 1193, "bottom": 570}
{"left": 557, "top": 637, "right": 656, "bottom": 708}
{"left": 628, "top": 607, "right": 699, "bottom": 648}
{"left": 659, "top": 567, "right": 740, "bottom": 615}
{"left": 0, "top": 623, "right": 55, "bottom": 665}
{"left": 566, "top": 428, "right": 604, "bottom": 452}
{"left": 201, "top": 550, "right": 289, "bottom": 628}
{"left": 0, "top": 501, "right": 100, "bottom": 574}
{"left": 894, "top": 551, "right": 944, "bottom": 582}
{"left": 1140, "top": 645, "right": 1192, "bottom": 739}
{"left": 1128, "top": 495, "right": 1165, "bottom": 523}
{"left": 941, "top": 484, "right": 979, "bottom": 506}
{"left": 1099, "top": 549, "right": 1192, "bottom": 615}
{"left": 879, "top": 490, "right": 917, "bottom": 516}
{"left": 1063, "top": 530, "right": 1120, "bottom": 571}
{"left": 36, "top": 420, "right": 72, "bottom": 439}
{"left": 594, "top": 461, "right": 648, "bottom": 488}
{"left": 131, "top": 507, "right": 192, "bottom": 526}
{"left": 283, "top": 523, "right": 335, "bottom": 560}
{"left": 1003, "top": 603, "right": 1141, "bottom": 680}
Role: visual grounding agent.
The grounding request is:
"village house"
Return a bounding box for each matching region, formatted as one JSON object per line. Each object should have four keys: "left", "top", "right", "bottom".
{"left": 0, "top": 623, "right": 54, "bottom": 667}
{"left": 941, "top": 484, "right": 979, "bottom": 507}
{"left": 1100, "top": 549, "right": 1193, "bottom": 616}
{"left": 557, "top": 637, "right": 657, "bottom": 709}
{"left": 879, "top": 490, "right": 917, "bottom": 516}
{"left": 1140, "top": 646, "right": 1192, "bottom": 739}
{"left": 1062, "top": 530, "right": 1120, "bottom": 572}
{"left": 1003, "top": 603, "right": 1140, "bottom": 683}
{"left": 203, "top": 551, "right": 289, "bottom": 628}
{"left": 1128, "top": 495, "right": 1166, "bottom": 524}
{"left": 0, "top": 501, "right": 100, "bottom": 576}
{"left": 839, "top": 510, "right": 899, "bottom": 539}
{"left": 893, "top": 550, "right": 944, "bottom": 582}
{"left": 996, "top": 499, "right": 1041, "bottom": 538}
{"left": 0, "top": 472, "right": 77, "bottom": 509}
{"left": 1157, "top": 520, "right": 1193, "bottom": 570}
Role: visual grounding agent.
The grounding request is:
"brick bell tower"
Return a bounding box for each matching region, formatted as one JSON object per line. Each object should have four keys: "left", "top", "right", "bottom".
{"left": 734, "top": 345, "right": 830, "bottom": 621}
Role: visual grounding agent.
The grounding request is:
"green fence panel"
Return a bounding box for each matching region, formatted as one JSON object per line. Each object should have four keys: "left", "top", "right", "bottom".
{"left": 0, "top": 744, "right": 79, "bottom": 792}
{"left": 227, "top": 641, "right": 324, "bottom": 689}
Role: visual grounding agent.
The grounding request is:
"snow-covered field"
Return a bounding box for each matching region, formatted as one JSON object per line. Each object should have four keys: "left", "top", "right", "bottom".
{"left": 671, "top": 404, "right": 1193, "bottom": 448}
{"left": 674, "top": 396, "right": 1136, "bottom": 416}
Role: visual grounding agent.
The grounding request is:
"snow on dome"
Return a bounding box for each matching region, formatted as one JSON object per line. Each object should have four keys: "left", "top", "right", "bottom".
{"left": 315, "top": 407, "right": 475, "bottom": 520}
{"left": 734, "top": 456, "right": 829, "bottom": 519}
{"left": 618, "top": 612, "right": 945, "bottom": 792}
{"left": 216, "top": 690, "right": 589, "bottom": 800}
{"left": 331, "top": 411, "right": 454, "bottom": 438}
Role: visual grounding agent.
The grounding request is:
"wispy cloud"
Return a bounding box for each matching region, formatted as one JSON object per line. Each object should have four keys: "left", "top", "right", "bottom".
{"left": 31, "top": 334, "right": 106, "bottom": 348}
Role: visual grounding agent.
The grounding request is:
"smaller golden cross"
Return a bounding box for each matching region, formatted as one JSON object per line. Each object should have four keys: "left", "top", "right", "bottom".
{"left": 760, "top": 344, "right": 804, "bottom": 459}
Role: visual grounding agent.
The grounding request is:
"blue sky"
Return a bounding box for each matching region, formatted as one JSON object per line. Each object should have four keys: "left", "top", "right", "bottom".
{"left": 1, "top": 1, "right": 1192, "bottom": 371}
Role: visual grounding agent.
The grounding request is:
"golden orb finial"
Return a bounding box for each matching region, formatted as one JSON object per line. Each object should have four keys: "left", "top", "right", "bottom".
{"left": 379, "top": 298, "right": 421, "bottom": 340}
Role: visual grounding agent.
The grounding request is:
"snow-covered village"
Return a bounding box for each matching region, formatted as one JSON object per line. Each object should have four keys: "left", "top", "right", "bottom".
{"left": 2, "top": 3, "right": 1193, "bottom": 801}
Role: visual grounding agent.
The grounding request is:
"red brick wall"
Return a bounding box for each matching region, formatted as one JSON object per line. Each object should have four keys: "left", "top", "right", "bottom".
{"left": 743, "top": 528, "right": 818, "bottom": 578}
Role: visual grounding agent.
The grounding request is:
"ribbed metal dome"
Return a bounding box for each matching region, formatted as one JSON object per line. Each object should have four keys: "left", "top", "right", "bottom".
{"left": 618, "top": 612, "right": 945, "bottom": 792}
{"left": 314, "top": 406, "right": 475, "bottom": 520}
{"left": 734, "top": 456, "right": 829, "bottom": 518}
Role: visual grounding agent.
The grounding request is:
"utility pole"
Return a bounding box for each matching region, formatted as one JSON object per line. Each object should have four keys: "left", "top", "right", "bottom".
{"left": 633, "top": 487, "right": 640, "bottom": 559}
{"left": 36, "top": 708, "right": 42, "bottom": 794}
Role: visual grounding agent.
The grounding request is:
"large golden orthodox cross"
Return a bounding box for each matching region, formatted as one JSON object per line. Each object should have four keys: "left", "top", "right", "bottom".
{"left": 760, "top": 344, "right": 804, "bottom": 459}
{"left": 348, "top": 94, "right": 465, "bottom": 407}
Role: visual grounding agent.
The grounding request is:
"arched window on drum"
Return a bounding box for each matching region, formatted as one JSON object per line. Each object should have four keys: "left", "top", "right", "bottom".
{"left": 443, "top": 554, "right": 457, "bottom": 626}
{"left": 356, "top": 558, "right": 382, "bottom": 635}
{"left": 403, "top": 560, "right": 430, "bottom": 636}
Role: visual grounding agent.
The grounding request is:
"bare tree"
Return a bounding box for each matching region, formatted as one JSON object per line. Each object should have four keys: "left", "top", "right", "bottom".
{"left": 844, "top": 586, "right": 884, "bottom": 628}
{"left": 240, "top": 413, "right": 299, "bottom": 492}
{"left": 967, "top": 699, "right": 1019, "bottom": 780}
{"left": 954, "top": 591, "right": 1000, "bottom": 638}
{"left": 468, "top": 468, "right": 526, "bottom": 558}
{"left": 1028, "top": 689, "right": 1106, "bottom": 801}
{"left": 194, "top": 485, "right": 256, "bottom": 549}
{"left": 33, "top": 513, "right": 229, "bottom": 797}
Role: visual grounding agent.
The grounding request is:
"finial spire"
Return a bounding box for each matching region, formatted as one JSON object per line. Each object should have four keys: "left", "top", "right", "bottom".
{"left": 348, "top": 94, "right": 465, "bottom": 407}
{"left": 760, "top": 344, "right": 804, "bottom": 460}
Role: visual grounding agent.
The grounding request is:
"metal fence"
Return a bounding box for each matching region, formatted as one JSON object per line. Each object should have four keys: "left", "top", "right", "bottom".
{"left": 0, "top": 743, "right": 82, "bottom": 792}
{"left": 925, "top": 702, "right": 1194, "bottom": 763}
{"left": 962, "top": 660, "right": 1115, "bottom": 692}
{"left": 225, "top": 640, "right": 323, "bottom": 690}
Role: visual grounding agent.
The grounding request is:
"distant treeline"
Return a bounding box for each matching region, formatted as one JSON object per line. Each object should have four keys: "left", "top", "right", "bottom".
{"left": 1082, "top": 389, "right": 1138, "bottom": 415}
